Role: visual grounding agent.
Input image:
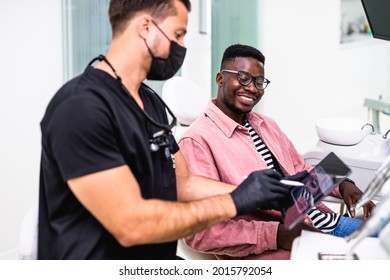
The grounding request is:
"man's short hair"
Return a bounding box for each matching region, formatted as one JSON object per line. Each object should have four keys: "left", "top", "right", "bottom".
{"left": 220, "top": 44, "right": 265, "bottom": 70}
{"left": 109, "top": 0, "right": 191, "bottom": 36}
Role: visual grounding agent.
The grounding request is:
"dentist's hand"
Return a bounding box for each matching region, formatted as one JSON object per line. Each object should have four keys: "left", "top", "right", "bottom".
{"left": 230, "top": 169, "right": 291, "bottom": 215}
{"left": 282, "top": 170, "right": 309, "bottom": 182}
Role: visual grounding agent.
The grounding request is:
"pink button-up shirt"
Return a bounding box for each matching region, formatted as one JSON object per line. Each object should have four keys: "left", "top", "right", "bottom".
{"left": 178, "top": 99, "right": 341, "bottom": 260}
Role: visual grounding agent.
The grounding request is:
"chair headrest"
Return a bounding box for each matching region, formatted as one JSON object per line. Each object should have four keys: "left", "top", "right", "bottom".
{"left": 162, "top": 77, "right": 209, "bottom": 125}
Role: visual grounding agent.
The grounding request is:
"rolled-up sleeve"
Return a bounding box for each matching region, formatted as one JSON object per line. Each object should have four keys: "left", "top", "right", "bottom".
{"left": 184, "top": 218, "right": 280, "bottom": 257}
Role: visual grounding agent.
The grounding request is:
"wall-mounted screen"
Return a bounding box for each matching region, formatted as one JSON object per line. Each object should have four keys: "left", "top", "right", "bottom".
{"left": 361, "top": 0, "right": 390, "bottom": 41}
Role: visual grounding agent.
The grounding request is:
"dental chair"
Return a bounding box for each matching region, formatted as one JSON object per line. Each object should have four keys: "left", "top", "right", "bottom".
{"left": 176, "top": 238, "right": 216, "bottom": 260}
{"left": 18, "top": 201, "right": 38, "bottom": 260}
{"left": 162, "top": 76, "right": 216, "bottom": 260}
{"left": 161, "top": 76, "right": 209, "bottom": 139}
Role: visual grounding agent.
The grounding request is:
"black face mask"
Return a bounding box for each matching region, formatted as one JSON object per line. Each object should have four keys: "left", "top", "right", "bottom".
{"left": 145, "top": 21, "right": 187, "bottom": 80}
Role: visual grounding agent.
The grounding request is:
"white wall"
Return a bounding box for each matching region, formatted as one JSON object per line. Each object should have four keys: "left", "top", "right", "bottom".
{"left": 260, "top": 0, "right": 390, "bottom": 153}
{"left": 0, "top": 0, "right": 63, "bottom": 259}
{"left": 181, "top": 0, "right": 212, "bottom": 96}
{"left": 340, "top": 40, "right": 390, "bottom": 129}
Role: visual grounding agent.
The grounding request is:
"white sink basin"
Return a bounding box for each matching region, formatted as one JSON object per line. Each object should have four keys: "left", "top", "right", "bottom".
{"left": 315, "top": 117, "right": 373, "bottom": 145}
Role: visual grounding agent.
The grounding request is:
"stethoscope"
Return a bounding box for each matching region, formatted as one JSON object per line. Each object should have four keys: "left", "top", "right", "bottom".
{"left": 85, "top": 55, "right": 177, "bottom": 154}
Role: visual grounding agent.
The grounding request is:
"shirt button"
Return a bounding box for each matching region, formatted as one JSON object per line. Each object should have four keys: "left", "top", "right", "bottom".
{"left": 247, "top": 136, "right": 251, "bottom": 140}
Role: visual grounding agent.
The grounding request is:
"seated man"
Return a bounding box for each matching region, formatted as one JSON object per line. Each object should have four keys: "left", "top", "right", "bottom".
{"left": 178, "top": 43, "right": 375, "bottom": 260}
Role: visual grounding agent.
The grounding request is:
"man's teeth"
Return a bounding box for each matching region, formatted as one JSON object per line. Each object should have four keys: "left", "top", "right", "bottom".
{"left": 241, "top": 96, "right": 253, "bottom": 101}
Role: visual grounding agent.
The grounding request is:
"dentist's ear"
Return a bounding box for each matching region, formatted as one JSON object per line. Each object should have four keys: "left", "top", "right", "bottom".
{"left": 135, "top": 15, "right": 153, "bottom": 39}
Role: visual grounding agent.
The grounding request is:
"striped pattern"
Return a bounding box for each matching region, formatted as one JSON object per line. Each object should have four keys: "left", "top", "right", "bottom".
{"left": 307, "top": 208, "right": 340, "bottom": 233}
{"left": 244, "top": 120, "right": 274, "bottom": 169}
{"left": 244, "top": 119, "right": 340, "bottom": 233}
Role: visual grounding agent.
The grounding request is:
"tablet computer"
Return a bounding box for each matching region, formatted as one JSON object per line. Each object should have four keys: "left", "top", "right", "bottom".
{"left": 282, "top": 152, "right": 351, "bottom": 229}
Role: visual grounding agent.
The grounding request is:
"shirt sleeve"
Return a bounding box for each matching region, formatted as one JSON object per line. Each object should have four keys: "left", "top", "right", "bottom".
{"left": 46, "top": 95, "right": 125, "bottom": 181}
{"left": 178, "top": 137, "right": 220, "bottom": 180}
{"left": 184, "top": 217, "right": 280, "bottom": 257}
{"left": 178, "top": 136, "right": 281, "bottom": 257}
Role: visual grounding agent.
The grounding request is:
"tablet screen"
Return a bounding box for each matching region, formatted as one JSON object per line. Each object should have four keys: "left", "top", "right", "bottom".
{"left": 283, "top": 152, "right": 351, "bottom": 229}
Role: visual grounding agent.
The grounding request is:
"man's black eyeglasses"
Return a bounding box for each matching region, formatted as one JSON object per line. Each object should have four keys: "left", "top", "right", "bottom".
{"left": 221, "top": 69, "right": 271, "bottom": 90}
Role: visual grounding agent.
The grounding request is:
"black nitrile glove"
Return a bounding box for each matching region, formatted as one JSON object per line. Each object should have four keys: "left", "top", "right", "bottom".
{"left": 280, "top": 170, "right": 310, "bottom": 217}
{"left": 283, "top": 170, "right": 309, "bottom": 182}
{"left": 230, "top": 169, "right": 291, "bottom": 215}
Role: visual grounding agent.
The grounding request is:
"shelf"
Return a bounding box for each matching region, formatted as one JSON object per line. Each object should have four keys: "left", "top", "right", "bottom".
{"left": 340, "top": 33, "right": 372, "bottom": 44}
{"left": 340, "top": 36, "right": 389, "bottom": 50}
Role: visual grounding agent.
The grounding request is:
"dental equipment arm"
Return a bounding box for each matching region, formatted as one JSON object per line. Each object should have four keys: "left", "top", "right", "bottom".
{"left": 345, "top": 193, "right": 390, "bottom": 257}
{"left": 342, "top": 155, "right": 390, "bottom": 258}
{"left": 350, "top": 154, "right": 390, "bottom": 211}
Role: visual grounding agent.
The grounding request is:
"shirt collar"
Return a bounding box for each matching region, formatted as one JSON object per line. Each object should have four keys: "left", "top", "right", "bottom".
{"left": 205, "top": 99, "right": 263, "bottom": 138}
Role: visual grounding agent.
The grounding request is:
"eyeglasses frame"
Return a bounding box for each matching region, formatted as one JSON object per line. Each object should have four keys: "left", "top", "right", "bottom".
{"left": 221, "top": 69, "right": 271, "bottom": 90}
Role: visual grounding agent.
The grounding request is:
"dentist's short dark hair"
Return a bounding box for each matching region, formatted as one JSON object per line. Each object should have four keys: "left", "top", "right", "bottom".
{"left": 109, "top": 0, "right": 191, "bottom": 37}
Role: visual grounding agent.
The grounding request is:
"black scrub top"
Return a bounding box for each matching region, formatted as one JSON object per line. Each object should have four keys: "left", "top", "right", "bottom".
{"left": 38, "top": 68, "right": 179, "bottom": 259}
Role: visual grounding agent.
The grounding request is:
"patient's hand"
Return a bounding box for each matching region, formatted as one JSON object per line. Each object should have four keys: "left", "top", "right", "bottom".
{"left": 277, "top": 222, "right": 321, "bottom": 251}
{"left": 339, "top": 180, "right": 375, "bottom": 220}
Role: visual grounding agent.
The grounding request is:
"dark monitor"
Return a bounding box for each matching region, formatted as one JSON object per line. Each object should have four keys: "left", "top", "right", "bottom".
{"left": 361, "top": 0, "right": 390, "bottom": 41}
